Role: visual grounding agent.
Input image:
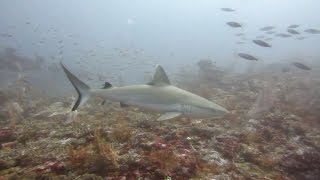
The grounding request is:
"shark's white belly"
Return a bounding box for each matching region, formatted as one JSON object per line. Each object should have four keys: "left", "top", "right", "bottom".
{"left": 129, "top": 101, "right": 214, "bottom": 118}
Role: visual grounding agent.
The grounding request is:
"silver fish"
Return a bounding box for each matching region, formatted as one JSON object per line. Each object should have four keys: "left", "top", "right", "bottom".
{"left": 238, "top": 53, "right": 258, "bottom": 61}
{"left": 265, "top": 31, "right": 275, "bottom": 34}
{"left": 287, "top": 29, "right": 300, "bottom": 35}
{"left": 226, "top": 22, "right": 242, "bottom": 28}
{"left": 221, "top": 8, "right": 235, "bottom": 12}
{"left": 275, "top": 33, "right": 292, "bottom": 38}
{"left": 292, "top": 62, "right": 311, "bottom": 70}
{"left": 304, "top": 28, "right": 320, "bottom": 34}
{"left": 259, "top": 26, "right": 275, "bottom": 31}
{"left": 296, "top": 36, "right": 307, "bottom": 40}
{"left": 288, "top": 24, "right": 299, "bottom": 28}
{"left": 256, "top": 35, "right": 265, "bottom": 39}
{"left": 264, "top": 38, "right": 273, "bottom": 41}
{"left": 235, "top": 33, "right": 245, "bottom": 36}
{"left": 252, "top": 39, "right": 271, "bottom": 47}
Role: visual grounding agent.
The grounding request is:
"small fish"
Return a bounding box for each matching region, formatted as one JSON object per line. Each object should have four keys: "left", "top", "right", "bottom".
{"left": 226, "top": 22, "right": 242, "bottom": 28}
{"left": 292, "top": 62, "right": 311, "bottom": 70}
{"left": 0, "top": 33, "right": 12, "bottom": 38}
{"left": 238, "top": 53, "right": 258, "bottom": 61}
{"left": 236, "top": 41, "right": 244, "bottom": 44}
{"left": 235, "top": 33, "right": 244, "bottom": 36}
{"left": 275, "top": 33, "right": 292, "bottom": 38}
{"left": 259, "top": 26, "right": 275, "bottom": 31}
{"left": 296, "top": 36, "right": 307, "bottom": 40}
{"left": 265, "top": 31, "right": 275, "bottom": 34}
{"left": 264, "top": 37, "right": 273, "bottom": 41}
{"left": 304, "top": 28, "right": 320, "bottom": 34}
{"left": 288, "top": 24, "right": 299, "bottom": 28}
{"left": 256, "top": 35, "right": 265, "bottom": 39}
{"left": 287, "top": 29, "right": 300, "bottom": 35}
{"left": 252, "top": 39, "right": 271, "bottom": 47}
{"left": 221, "top": 8, "right": 235, "bottom": 12}
{"left": 281, "top": 67, "right": 290, "bottom": 73}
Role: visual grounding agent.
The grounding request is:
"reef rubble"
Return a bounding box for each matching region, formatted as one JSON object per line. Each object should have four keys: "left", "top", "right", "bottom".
{"left": 0, "top": 60, "right": 320, "bottom": 179}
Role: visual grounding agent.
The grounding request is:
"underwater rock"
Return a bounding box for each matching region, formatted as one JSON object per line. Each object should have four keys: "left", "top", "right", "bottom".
{"left": 248, "top": 82, "right": 275, "bottom": 118}
{"left": 0, "top": 55, "right": 320, "bottom": 179}
{"left": 190, "top": 127, "right": 216, "bottom": 139}
{"left": 0, "top": 159, "right": 9, "bottom": 170}
{"left": 248, "top": 119, "right": 259, "bottom": 125}
{"left": 81, "top": 174, "right": 104, "bottom": 180}
{"left": 136, "top": 119, "right": 155, "bottom": 129}
{"left": 1, "top": 141, "right": 17, "bottom": 149}
{"left": 0, "top": 128, "right": 15, "bottom": 143}
{"left": 11, "top": 102, "right": 23, "bottom": 114}
{"left": 202, "top": 150, "right": 228, "bottom": 166}
{"left": 260, "top": 127, "right": 273, "bottom": 142}
{"left": 280, "top": 149, "right": 320, "bottom": 179}
{"left": 0, "top": 90, "right": 9, "bottom": 106}
{"left": 211, "top": 174, "right": 232, "bottom": 180}
{"left": 32, "top": 160, "right": 66, "bottom": 174}
{"left": 32, "top": 101, "right": 71, "bottom": 119}
{"left": 110, "top": 122, "right": 132, "bottom": 143}
{"left": 14, "top": 155, "right": 35, "bottom": 167}
{"left": 215, "top": 135, "right": 241, "bottom": 159}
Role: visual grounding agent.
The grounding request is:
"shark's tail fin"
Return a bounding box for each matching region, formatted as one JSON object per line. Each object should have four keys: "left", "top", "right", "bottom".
{"left": 60, "top": 62, "right": 90, "bottom": 111}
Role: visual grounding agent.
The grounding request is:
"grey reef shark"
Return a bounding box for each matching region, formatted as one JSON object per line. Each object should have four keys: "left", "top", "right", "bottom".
{"left": 60, "top": 62, "right": 229, "bottom": 121}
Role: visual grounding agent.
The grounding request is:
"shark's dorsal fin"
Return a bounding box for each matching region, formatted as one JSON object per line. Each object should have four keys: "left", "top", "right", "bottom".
{"left": 147, "top": 64, "right": 171, "bottom": 86}
{"left": 102, "top": 82, "right": 112, "bottom": 89}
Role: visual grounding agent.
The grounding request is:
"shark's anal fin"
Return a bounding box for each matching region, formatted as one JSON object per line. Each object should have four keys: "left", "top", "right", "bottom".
{"left": 120, "top": 102, "right": 129, "bottom": 108}
{"left": 147, "top": 65, "right": 171, "bottom": 86}
{"left": 157, "top": 112, "right": 182, "bottom": 121}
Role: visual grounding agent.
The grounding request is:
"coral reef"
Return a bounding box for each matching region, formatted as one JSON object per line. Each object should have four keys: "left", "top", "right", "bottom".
{"left": 0, "top": 59, "right": 320, "bottom": 179}
{"left": 280, "top": 149, "right": 320, "bottom": 179}
{"left": 67, "top": 128, "right": 119, "bottom": 176}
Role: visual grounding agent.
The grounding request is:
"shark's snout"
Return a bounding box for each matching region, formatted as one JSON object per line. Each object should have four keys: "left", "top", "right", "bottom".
{"left": 221, "top": 107, "right": 230, "bottom": 114}
{"left": 213, "top": 105, "right": 230, "bottom": 116}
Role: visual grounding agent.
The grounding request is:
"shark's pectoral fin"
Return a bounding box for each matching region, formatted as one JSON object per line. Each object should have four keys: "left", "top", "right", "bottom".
{"left": 101, "top": 100, "right": 106, "bottom": 105}
{"left": 157, "top": 112, "right": 182, "bottom": 121}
